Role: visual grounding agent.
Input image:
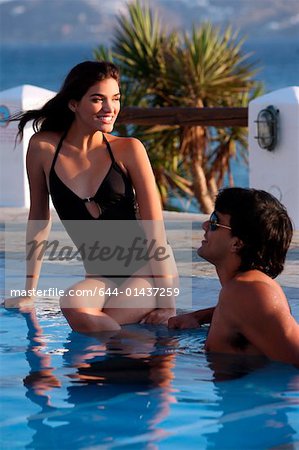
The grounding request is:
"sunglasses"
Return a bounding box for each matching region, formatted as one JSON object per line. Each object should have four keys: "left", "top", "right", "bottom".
{"left": 208, "top": 211, "right": 232, "bottom": 232}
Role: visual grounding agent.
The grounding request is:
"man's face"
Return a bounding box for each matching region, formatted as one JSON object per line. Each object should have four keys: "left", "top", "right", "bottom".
{"left": 197, "top": 211, "right": 233, "bottom": 265}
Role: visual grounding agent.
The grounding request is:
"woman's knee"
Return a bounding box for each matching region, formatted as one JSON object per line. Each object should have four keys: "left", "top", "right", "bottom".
{"left": 60, "top": 306, "right": 121, "bottom": 333}
{"left": 59, "top": 278, "right": 115, "bottom": 309}
{"left": 59, "top": 278, "right": 121, "bottom": 332}
{"left": 60, "top": 290, "right": 100, "bottom": 310}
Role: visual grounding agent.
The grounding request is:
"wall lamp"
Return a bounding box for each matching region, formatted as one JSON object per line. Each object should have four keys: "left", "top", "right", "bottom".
{"left": 255, "top": 105, "right": 279, "bottom": 151}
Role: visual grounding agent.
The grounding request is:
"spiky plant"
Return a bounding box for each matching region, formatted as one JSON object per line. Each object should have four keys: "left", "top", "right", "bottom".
{"left": 94, "top": 1, "right": 263, "bottom": 212}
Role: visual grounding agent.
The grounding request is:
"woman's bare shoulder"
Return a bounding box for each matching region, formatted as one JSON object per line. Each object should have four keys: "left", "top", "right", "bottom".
{"left": 107, "top": 134, "right": 143, "bottom": 145}
{"left": 106, "top": 134, "right": 145, "bottom": 157}
{"left": 27, "top": 132, "right": 63, "bottom": 169}
{"left": 29, "top": 131, "right": 61, "bottom": 149}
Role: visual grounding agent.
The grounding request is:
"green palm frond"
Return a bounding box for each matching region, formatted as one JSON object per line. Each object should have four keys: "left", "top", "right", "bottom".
{"left": 93, "top": 0, "right": 264, "bottom": 211}
{"left": 93, "top": 44, "right": 114, "bottom": 62}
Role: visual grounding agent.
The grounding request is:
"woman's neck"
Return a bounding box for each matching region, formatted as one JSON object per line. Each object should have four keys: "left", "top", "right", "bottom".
{"left": 65, "top": 126, "right": 104, "bottom": 153}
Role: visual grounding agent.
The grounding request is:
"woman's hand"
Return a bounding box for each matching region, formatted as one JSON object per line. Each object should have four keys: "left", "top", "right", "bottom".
{"left": 140, "top": 308, "right": 176, "bottom": 325}
{"left": 3, "top": 295, "right": 34, "bottom": 310}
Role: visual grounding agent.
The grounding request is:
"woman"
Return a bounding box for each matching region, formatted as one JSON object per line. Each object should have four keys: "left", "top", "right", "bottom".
{"left": 5, "top": 61, "right": 178, "bottom": 332}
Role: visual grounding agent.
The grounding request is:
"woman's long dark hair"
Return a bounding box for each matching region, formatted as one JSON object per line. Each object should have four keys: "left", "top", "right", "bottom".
{"left": 12, "top": 61, "right": 120, "bottom": 140}
{"left": 215, "top": 187, "right": 293, "bottom": 278}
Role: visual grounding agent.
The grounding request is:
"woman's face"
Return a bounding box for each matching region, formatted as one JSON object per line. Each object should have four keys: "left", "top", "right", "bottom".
{"left": 70, "top": 77, "right": 121, "bottom": 133}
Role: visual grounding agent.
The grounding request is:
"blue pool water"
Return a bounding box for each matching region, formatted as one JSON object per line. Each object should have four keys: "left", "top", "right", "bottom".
{"left": 1, "top": 299, "right": 299, "bottom": 449}
{"left": 1, "top": 215, "right": 299, "bottom": 448}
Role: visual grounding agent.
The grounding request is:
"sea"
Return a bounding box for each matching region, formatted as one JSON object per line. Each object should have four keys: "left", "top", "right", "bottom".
{"left": 1, "top": 39, "right": 298, "bottom": 211}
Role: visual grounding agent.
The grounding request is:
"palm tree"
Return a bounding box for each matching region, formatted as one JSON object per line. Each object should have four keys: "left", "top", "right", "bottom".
{"left": 94, "top": 1, "right": 188, "bottom": 208}
{"left": 94, "top": 1, "right": 263, "bottom": 212}
{"left": 168, "top": 25, "right": 262, "bottom": 211}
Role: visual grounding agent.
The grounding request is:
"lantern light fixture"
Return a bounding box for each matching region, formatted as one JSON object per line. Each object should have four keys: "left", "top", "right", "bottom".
{"left": 255, "top": 105, "right": 279, "bottom": 151}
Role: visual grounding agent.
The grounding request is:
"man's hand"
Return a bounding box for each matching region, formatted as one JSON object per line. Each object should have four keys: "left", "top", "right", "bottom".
{"left": 140, "top": 308, "right": 176, "bottom": 325}
{"left": 168, "top": 307, "right": 215, "bottom": 329}
{"left": 168, "top": 312, "right": 201, "bottom": 329}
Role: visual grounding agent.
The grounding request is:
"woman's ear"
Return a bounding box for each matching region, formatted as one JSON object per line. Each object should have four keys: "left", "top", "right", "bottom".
{"left": 68, "top": 100, "right": 77, "bottom": 112}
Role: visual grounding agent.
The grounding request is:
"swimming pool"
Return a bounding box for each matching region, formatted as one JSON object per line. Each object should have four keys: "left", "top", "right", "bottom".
{"left": 1, "top": 298, "right": 299, "bottom": 450}
{"left": 1, "top": 212, "right": 299, "bottom": 449}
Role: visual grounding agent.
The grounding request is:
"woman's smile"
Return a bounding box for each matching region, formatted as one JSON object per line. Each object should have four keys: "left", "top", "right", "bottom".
{"left": 95, "top": 114, "right": 114, "bottom": 124}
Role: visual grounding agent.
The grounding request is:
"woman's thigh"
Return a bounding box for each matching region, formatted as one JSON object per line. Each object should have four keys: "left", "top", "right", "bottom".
{"left": 103, "top": 245, "right": 179, "bottom": 324}
{"left": 60, "top": 277, "right": 117, "bottom": 310}
{"left": 103, "top": 263, "right": 157, "bottom": 324}
{"left": 59, "top": 277, "right": 122, "bottom": 332}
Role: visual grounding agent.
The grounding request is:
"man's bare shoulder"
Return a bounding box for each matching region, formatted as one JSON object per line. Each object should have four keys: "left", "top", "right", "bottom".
{"left": 220, "top": 270, "right": 289, "bottom": 315}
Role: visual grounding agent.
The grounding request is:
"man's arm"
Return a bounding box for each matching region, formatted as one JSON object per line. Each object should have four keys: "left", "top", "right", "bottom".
{"left": 168, "top": 307, "right": 215, "bottom": 329}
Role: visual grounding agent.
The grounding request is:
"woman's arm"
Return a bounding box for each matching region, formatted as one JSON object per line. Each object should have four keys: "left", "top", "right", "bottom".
{"left": 5, "top": 135, "right": 52, "bottom": 307}
{"left": 123, "top": 137, "right": 178, "bottom": 322}
{"left": 122, "top": 137, "right": 164, "bottom": 220}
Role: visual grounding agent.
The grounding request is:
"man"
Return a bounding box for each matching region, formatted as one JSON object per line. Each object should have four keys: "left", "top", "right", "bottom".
{"left": 169, "top": 188, "right": 299, "bottom": 365}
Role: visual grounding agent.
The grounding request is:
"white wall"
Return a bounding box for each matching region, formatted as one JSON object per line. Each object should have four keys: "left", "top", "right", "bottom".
{"left": 0, "top": 85, "right": 56, "bottom": 207}
{"left": 249, "top": 86, "right": 299, "bottom": 230}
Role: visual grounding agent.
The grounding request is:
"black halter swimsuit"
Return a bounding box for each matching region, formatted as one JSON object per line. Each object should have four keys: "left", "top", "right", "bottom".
{"left": 49, "top": 133, "right": 137, "bottom": 221}
{"left": 49, "top": 134, "right": 146, "bottom": 278}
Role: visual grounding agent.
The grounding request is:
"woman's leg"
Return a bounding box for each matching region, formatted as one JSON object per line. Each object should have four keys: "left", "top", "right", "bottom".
{"left": 60, "top": 244, "right": 178, "bottom": 332}
{"left": 104, "top": 246, "right": 179, "bottom": 325}
{"left": 103, "top": 272, "right": 157, "bottom": 325}
{"left": 60, "top": 277, "right": 121, "bottom": 333}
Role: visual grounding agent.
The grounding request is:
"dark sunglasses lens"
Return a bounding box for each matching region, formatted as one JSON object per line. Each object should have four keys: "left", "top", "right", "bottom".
{"left": 209, "top": 212, "right": 218, "bottom": 231}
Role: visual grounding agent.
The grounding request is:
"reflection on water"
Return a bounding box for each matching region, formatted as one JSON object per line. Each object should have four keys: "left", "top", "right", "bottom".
{"left": 1, "top": 307, "right": 299, "bottom": 449}
{"left": 21, "top": 308, "right": 178, "bottom": 449}
{"left": 204, "top": 355, "right": 299, "bottom": 449}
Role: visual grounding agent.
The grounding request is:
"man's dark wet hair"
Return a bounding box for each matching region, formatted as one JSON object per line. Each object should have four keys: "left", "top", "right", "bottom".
{"left": 215, "top": 187, "right": 293, "bottom": 278}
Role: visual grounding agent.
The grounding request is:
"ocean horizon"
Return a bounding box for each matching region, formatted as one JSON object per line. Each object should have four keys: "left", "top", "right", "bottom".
{"left": 1, "top": 39, "right": 298, "bottom": 211}
{"left": 1, "top": 39, "right": 298, "bottom": 93}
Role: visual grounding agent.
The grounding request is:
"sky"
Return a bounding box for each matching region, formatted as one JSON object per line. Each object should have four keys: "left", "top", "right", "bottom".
{"left": 1, "top": 0, "right": 298, "bottom": 45}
